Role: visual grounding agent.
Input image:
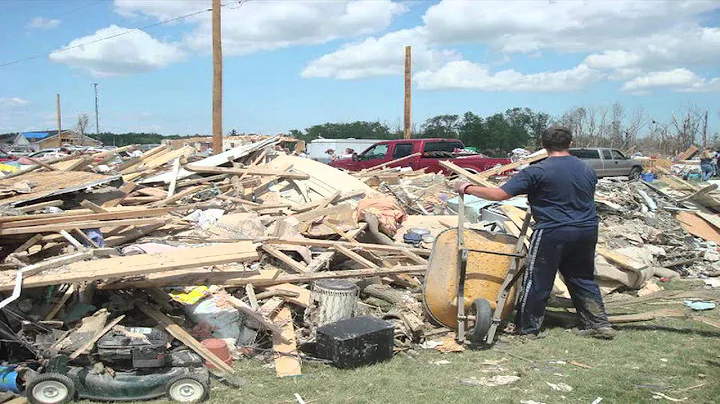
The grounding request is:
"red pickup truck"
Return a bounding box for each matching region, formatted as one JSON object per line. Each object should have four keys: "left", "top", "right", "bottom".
{"left": 329, "top": 138, "right": 510, "bottom": 174}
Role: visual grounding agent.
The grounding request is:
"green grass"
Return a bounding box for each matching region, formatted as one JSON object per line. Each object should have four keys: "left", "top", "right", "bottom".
{"left": 91, "top": 281, "right": 720, "bottom": 404}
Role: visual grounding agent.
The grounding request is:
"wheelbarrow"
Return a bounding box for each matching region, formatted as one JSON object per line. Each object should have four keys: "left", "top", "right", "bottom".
{"left": 423, "top": 196, "right": 531, "bottom": 345}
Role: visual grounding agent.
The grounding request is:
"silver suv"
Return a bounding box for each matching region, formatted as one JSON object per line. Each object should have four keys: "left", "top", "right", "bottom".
{"left": 569, "top": 148, "right": 643, "bottom": 179}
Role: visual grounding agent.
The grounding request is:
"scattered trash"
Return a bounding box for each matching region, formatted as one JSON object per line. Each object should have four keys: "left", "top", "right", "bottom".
{"left": 651, "top": 391, "right": 688, "bottom": 402}
{"left": 546, "top": 382, "right": 573, "bottom": 392}
{"left": 684, "top": 300, "right": 716, "bottom": 311}
{"left": 460, "top": 375, "right": 520, "bottom": 387}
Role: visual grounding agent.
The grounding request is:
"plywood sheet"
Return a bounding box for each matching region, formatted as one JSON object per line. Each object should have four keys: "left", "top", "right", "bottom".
{"left": 676, "top": 212, "right": 720, "bottom": 244}
{"left": 0, "top": 171, "right": 119, "bottom": 206}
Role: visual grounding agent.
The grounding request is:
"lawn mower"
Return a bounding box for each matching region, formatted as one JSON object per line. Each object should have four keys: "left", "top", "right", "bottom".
{"left": 25, "top": 327, "right": 210, "bottom": 404}
{"left": 423, "top": 196, "right": 531, "bottom": 345}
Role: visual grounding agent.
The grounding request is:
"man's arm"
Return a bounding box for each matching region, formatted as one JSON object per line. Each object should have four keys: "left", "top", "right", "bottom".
{"left": 463, "top": 185, "right": 512, "bottom": 201}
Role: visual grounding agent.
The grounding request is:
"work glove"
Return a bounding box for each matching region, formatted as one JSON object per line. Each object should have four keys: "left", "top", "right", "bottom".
{"left": 453, "top": 181, "right": 473, "bottom": 194}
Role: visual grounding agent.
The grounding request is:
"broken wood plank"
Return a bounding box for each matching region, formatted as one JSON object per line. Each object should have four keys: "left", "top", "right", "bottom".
{"left": 596, "top": 247, "right": 648, "bottom": 273}
{"left": 477, "top": 151, "right": 548, "bottom": 179}
{"left": 72, "top": 228, "right": 100, "bottom": 248}
{"left": 272, "top": 307, "right": 301, "bottom": 377}
{"left": 0, "top": 242, "right": 258, "bottom": 291}
{"left": 167, "top": 158, "right": 182, "bottom": 198}
{"left": 676, "top": 212, "right": 720, "bottom": 244}
{"left": 69, "top": 314, "right": 126, "bottom": 359}
{"left": 225, "top": 265, "right": 427, "bottom": 287}
{"left": 102, "top": 182, "right": 137, "bottom": 208}
{"left": 245, "top": 284, "right": 259, "bottom": 310}
{"left": 11, "top": 234, "right": 44, "bottom": 254}
{"left": 264, "top": 238, "right": 430, "bottom": 256}
{"left": 0, "top": 208, "right": 171, "bottom": 229}
{"left": 334, "top": 244, "right": 379, "bottom": 268}
{"left": 80, "top": 200, "right": 108, "bottom": 213}
{"left": 0, "top": 218, "right": 164, "bottom": 236}
{"left": 152, "top": 185, "right": 205, "bottom": 207}
{"left": 225, "top": 295, "right": 289, "bottom": 342}
{"left": 15, "top": 200, "right": 63, "bottom": 213}
{"left": 185, "top": 165, "right": 310, "bottom": 179}
{"left": 363, "top": 152, "right": 421, "bottom": 172}
{"left": 439, "top": 160, "right": 494, "bottom": 187}
{"left": 44, "top": 284, "right": 76, "bottom": 320}
{"left": 264, "top": 284, "right": 311, "bottom": 308}
{"left": 261, "top": 245, "right": 308, "bottom": 273}
{"left": 137, "top": 302, "right": 235, "bottom": 375}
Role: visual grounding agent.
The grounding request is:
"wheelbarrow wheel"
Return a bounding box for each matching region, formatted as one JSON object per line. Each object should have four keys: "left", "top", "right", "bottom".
{"left": 468, "top": 298, "right": 492, "bottom": 344}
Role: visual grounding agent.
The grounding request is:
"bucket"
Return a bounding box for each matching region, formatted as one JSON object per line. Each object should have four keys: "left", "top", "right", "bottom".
{"left": 640, "top": 173, "right": 654, "bottom": 182}
{"left": 201, "top": 338, "right": 233, "bottom": 369}
{"left": 312, "top": 279, "right": 358, "bottom": 327}
{"left": 0, "top": 366, "right": 19, "bottom": 393}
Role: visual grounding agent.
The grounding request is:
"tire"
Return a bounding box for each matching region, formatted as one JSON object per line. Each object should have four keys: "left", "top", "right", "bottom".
{"left": 27, "top": 373, "right": 75, "bottom": 404}
{"left": 629, "top": 167, "right": 642, "bottom": 180}
{"left": 166, "top": 374, "right": 209, "bottom": 403}
{"left": 467, "top": 298, "right": 493, "bottom": 344}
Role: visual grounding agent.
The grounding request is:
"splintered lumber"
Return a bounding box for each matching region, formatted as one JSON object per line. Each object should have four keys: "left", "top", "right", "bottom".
{"left": 334, "top": 244, "right": 379, "bottom": 268}
{"left": 675, "top": 145, "right": 699, "bottom": 161}
{"left": 676, "top": 212, "right": 720, "bottom": 244}
{"left": 225, "top": 265, "right": 427, "bottom": 287}
{"left": 15, "top": 200, "right": 63, "bottom": 213}
{"left": 153, "top": 185, "right": 205, "bottom": 207}
{"left": 292, "top": 203, "right": 353, "bottom": 223}
{"left": 476, "top": 150, "right": 548, "bottom": 179}
{"left": 80, "top": 200, "right": 107, "bottom": 213}
{"left": 102, "top": 182, "right": 137, "bottom": 208}
{"left": 596, "top": 247, "right": 648, "bottom": 272}
{"left": 272, "top": 307, "right": 301, "bottom": 377}
{"left": 69, "top": 314, "right": 126, "bottom": 359}
{"left": 0, "top": 242, "right": 259, "bottom": 291}
{"left": 225, "top": 295, "right": 289, "bottom": 341}
{"left": 0, "top": 218, "right": 164, "bottom": 236}
{"left": 439, "top": 161, "right": 494, "bottom": 187}
{"left": 0, "top": 171, "right": 120, "bottom": 207}
{"left": 167, "top": 158, "right": 182, "bottom": 198}
{"left": 264, "top": 238, "right": 431, "bottom": 257}
{"left": 678, "top": 183, "right": 719, "bottom": 202}
{"left": 98, "top": 267, "right": 276, "bottom": 290}
{"left": 137, "top": 302, "right": 235, "bottom": 375}
{"left": 0, "top": 207, "right": 172, "bottom": 229}
{"left": 185, "top": 165, "right": 310, "bottom": 180}
{"left": 263, "top": 284, "right": 311, "bottom": 308}
{"left": 12, "top": 234, "right": 44, "bottom": 254}
{"left": 261, "top": 245, "right": 308, "bottom": 273}
{"left": 44, "top": 284, "right": 76, "bottom": 320}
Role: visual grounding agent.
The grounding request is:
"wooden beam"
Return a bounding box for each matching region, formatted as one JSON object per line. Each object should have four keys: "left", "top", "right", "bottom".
{"left": 80, "top": 200, "right": 108, "bottom": 213}
{"left": 261, "top": 245, "right": 308, "bottom": 273}
{"left": 272, "top": 307, "right": 301, "bottom": 377}
{"left": 185, "top": 165, "right": 310, "bottom": 179}
{"left": 11, "top": 234, "right": 44, "bottom": 254}
{"left": 224, "top": 295, "right": 289, "bottom": 342}
{"left": 137, "top": 302, "right": 235, "bottom": 374}
{"left": 0, "top": 218, "right": 164, "bottom": 236}
{"left": 365, "top": 152, "right": 421, "bottom": 172}
{"left": 69, "top": 315, "right": 126, "bottom": 359}
{"left": 0, "top": 207, "right": 171, "bottom": 229}
{"left": 102, "top": 181, "right": 137, "bottom": 208}
{"left": 264, "top": 238, "right": 430, "bottom": 256}
{"left": 152, "top": 185, "right": 205, "bottom": 207}
{"left": 333, "top": 244, "right": 378, "bottom": 268}
{"left": 166, "top": 158, "right": 182, "bottom": 198}
{"left": 475, "top": 150, "right": 548, "bottom": 179}
{"left": 438, "top": 161, "right": 494, "bottom": 187}
{"left": 15, "top": 200, "right": 63, "bottom": 213}
{"left": 225, "top": 265, "right": 427, "bottom": 287}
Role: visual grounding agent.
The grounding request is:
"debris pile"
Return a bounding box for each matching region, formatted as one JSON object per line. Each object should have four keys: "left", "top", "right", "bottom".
{"left": 0, "top": 138, "right": 718, "bottom": 402}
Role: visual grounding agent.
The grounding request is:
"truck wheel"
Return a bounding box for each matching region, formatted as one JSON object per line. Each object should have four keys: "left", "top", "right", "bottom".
{"left": 166, "top": 374, "right": 209, "bottom": 403}
{"left": 629, "top": 167, "right": 641, "bottom": 180}
{"left": 27, "top": 373, "right": 75, "bottom": 404}
{"left": 468, "top": 298, "right": 493, "bottom": 345}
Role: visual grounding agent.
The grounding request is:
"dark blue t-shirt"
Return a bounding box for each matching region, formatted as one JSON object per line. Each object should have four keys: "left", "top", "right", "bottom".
{"left": 500, "top": 155, "right": 598, "bottom": 229}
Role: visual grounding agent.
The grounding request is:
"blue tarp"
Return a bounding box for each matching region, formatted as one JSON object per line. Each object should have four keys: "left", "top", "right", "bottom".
{"left": 22, "top": 131, "right": 51, "bottom": 140}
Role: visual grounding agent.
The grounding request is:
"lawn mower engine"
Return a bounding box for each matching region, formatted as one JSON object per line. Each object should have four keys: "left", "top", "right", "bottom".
{"left": 27, "top": 327, "right": 211, "bottom": 404}
{"left": 96, "top": 327, "right": 170, "bottom": 369}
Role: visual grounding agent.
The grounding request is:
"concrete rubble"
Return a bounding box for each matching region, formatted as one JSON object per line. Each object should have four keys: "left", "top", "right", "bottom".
{"left": 0, "top": 139, "right": 718, "bottom": 401}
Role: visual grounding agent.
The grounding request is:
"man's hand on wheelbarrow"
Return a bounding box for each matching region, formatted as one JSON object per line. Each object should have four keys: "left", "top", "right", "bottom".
{"left": 453, "top": 181, "right": 473, "bottom": 195}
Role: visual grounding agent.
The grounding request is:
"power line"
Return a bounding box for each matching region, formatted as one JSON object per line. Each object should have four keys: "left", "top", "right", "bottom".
{"left": 0, "top": 0, "right": 247, "bottom": 68}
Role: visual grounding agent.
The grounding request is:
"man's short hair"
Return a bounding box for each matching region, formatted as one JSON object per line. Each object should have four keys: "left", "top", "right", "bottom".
{"left": 542, "top": 126, "right": 573, "bottom": 152}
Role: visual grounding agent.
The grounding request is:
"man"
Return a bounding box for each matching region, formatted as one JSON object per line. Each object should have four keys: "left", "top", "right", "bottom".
{"left": 453, "top": 126, "right": 615, "bottom": 340}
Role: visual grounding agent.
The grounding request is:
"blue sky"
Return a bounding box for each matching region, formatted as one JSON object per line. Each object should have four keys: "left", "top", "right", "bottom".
{"left": 1, "top": 0, "right": 719, "bottom": 136}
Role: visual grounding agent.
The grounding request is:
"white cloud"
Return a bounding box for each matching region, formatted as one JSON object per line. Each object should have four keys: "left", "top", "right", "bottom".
{"left": 622, "top": 69, "right": 720, "bottom": 93}
{"left": 114, "top": 0, "right": 406, "bottom": 55}
{"left": 415, "top": 61, "right": 600, "bottom": 92}
{"left": 303, "top": 0, "right": 720, "bottom": 93}
{"left": 27, "top": 17, "right": 61, "bottom": 30}
{"left": 302, "top": 28, "right": 460, "bottom": 79}
{"left": 0, "top": 98, "right": 29, "bottom": 107}
{"left": 48, "top": 25, "right": 185, "bottom": 77}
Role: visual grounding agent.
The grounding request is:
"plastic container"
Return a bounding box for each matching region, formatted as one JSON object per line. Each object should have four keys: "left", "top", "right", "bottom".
{"left": 316, "top": 316, "right": 394, "bottom": 369}
{"left": 0, "top": 366, "right": 19, "bottom": 393}
{"left": 201, "top": 338, "right": 233, "bottom": 370}
{"left": 640, "top": 173, "right": 655, "bottom": 182}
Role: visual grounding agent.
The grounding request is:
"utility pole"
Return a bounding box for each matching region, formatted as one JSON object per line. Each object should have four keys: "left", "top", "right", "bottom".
{"left": 403, "top": 46, "right": 412, "bottom": 139}
{"left": 212, "top": 0, "right": 223, "bottom": 154}
{"left": 56, "top": 93, "right": 61, "bottom": 132}
{"left": 703, "top": 110, "right": 709, "bottom": 148}
{"left": 93, "top": 83, "right": 100, "bottom": 135}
